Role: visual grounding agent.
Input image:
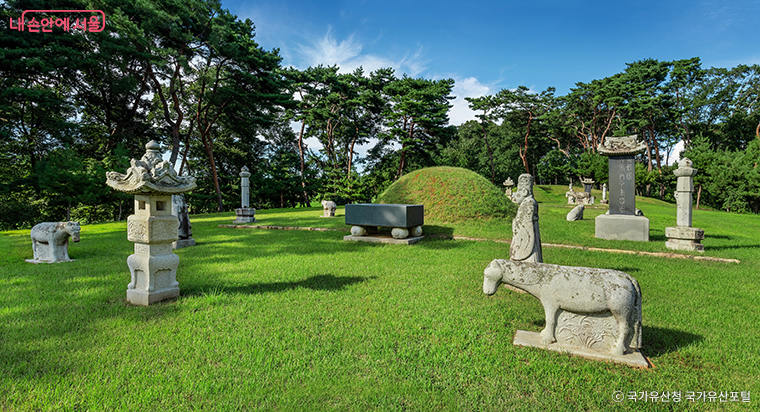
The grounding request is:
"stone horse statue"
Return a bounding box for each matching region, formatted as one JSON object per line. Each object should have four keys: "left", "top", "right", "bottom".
{"left": 483, "top": 259, "right": 642, "bottom": 356}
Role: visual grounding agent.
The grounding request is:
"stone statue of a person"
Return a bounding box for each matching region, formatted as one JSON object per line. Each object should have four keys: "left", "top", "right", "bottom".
{"left": 510, "top": 173, "right": 543, "bottom": 263}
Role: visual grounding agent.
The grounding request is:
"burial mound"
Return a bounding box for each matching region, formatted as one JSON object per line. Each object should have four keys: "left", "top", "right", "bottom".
{"left": 377, "top": 166, "right": 516, "bottom": 222}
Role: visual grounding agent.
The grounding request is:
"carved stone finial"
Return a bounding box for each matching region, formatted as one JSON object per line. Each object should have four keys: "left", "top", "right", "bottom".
{"left": 106, "top": 141, "right": 196, "bottom": 195}
{"left": 598, "top": 135, "right": 648, "bottom": 156}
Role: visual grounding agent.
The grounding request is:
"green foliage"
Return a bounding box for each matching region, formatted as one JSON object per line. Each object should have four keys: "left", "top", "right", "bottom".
{"left": 377, "top": 166, "right": 516, "bottom": 222}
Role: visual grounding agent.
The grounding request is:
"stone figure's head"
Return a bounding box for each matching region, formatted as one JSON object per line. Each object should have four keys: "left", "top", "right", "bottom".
{"left": 66, "top": 221, "right": 81, "bottom": 242}
{"left": 514, "top": 174, "right": 534, "bottom": 204}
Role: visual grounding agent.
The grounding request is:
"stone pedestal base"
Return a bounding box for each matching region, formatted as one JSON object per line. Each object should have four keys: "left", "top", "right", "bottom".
{"left": 665, "top": 226, "right": 704, "bottom": 252}
{"left": 126, "top": 244, "right": 180, "bottom": 306}
{"left": 234, "top": 207, "right": 256, "bottom": 224}
{"left": 513, "top": 330, "right": 649, "bottom": 368}
{"left": 173, "top": 238, "right": 196, "bottom": 249}
{"left": 595, "top": 214, "right": 649, "bottom": 241}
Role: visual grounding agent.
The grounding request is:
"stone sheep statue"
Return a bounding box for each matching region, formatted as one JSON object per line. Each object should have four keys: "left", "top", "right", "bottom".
{"left": 28, "top": 221, "right": 81, "bottom": 263}
{"left": 483, "top": 259, "right": 642, "bottom": 357}
{"left": 321, "top": 200, "right": 337, "bottom": 217}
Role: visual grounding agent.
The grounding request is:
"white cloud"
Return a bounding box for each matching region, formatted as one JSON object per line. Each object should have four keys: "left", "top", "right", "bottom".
{"left": 297, "top": 26, "right": 363, "bottom": 68}
{"left": 295, "top": 27, "right": 427, "bottom": 77}
{"left": 448, "top": 77, "right": 494, "bottom": 126}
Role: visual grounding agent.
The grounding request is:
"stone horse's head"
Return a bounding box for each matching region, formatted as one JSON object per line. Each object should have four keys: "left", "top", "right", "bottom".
{"left": 483, "top": 259, "right": 510, "bottom": 295}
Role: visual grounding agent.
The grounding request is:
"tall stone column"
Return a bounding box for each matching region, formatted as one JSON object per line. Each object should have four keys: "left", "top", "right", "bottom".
{"left": 595, "top": 135, "right": 649, "bottom": 241}
{"left": 665, "top": 158, "right": 704, "bottom": 251}
{"left": 234, "top": 166, "right": 256, "bottom": 224}
{"left": 106, "top": 140, "right": 197, "bottom": 306}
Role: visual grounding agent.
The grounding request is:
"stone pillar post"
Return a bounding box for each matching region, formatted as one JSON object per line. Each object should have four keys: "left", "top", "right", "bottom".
{"left": 601, "top": 183, "right": 608, "bottom": 204}
{"left": 665, "top": 158, "right": 704, "bottom": 251}
{"left": 240, "top": 166, "right": 250, "bottom": 208}
{"left": 234, "top": 166, "right": 256, "bottom": 223}
{"left": 106, "top": 140, "right": 197, "bottom": 306}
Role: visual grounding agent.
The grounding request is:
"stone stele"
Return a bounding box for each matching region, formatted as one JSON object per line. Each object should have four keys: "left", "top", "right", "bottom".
{"left": 27, "top": 221, "right": 81, "bottom": 263}
{"left": 483, "top": 259, "right": 648, "bottom": 368}
{"left": 595, "top": 135, "right": 649, "bottom": 242}
{"left": 106, "top": 140, "right": 196, "bottom": 306}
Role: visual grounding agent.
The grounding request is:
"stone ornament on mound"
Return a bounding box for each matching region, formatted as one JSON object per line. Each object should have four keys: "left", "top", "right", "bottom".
{"left": 27, "top": 221, "right": 81, "bottom": 263}
{"left": 106, "top": 140, "right": 197, "bottom": 306}
{"left": 595, "top": 135, "right": 649, "bottom": 242}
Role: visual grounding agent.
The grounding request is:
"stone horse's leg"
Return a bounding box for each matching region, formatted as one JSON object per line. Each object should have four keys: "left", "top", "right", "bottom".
{"left": 540, "top": 299, "right": 559, "bottom": 345}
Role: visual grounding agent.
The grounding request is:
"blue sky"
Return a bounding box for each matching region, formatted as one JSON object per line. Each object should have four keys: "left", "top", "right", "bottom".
{"left": 223, "top": 0, "right": 760, "bottom": 126}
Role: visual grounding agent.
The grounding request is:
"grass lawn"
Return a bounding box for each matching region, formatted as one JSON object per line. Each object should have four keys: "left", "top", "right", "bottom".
{"left": 1, "top": 185, "right": 757, "bottom": 411}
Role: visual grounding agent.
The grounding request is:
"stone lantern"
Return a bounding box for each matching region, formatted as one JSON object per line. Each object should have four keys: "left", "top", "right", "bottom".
{"left": 503, "top": 177, "right": 515, "bottom": 202}
{"left": 106, "top": 140, "right": 196, "bottom": 305}
{"left": 595, "top": 135, "right": 649, "bottom": 241}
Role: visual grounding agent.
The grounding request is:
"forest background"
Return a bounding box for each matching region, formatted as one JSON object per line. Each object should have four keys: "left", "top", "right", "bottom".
{"left": 2, "top": 0, "right": 759, "bottom": 230}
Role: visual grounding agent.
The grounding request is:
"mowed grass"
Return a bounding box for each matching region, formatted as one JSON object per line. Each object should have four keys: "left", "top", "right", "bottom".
{"left": 0, "top": 187, "right": 758, "bottom": 411}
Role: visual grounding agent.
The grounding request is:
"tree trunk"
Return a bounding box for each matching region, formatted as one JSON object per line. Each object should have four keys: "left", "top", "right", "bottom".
{"left": 696, "top": 184, "right": 702, "bottom": 210}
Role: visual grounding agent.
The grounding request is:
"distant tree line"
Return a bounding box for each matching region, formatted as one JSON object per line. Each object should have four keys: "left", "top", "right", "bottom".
{"left": 1, "top": 0, "right": 759, "bottom": 230}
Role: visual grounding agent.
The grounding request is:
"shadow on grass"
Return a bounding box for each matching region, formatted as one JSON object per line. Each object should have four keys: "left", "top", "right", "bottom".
{"left": 184, "top": 274, "right": 375, "bottom": 296}
{"left": 705, "top": 243, "right": 760, "bottom": 251}
{"left": 642, "top": 325, "right": 703, "bottom": 357}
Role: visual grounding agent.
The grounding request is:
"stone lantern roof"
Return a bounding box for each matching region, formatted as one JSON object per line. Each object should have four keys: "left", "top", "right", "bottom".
{"left": 597, "top": 135, "right": 647, "bottom": 156}
{"left": 106, "top": 140, "right": 196, "bottom": 194}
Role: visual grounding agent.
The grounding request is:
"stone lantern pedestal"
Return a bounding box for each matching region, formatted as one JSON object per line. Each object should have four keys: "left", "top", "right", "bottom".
{"left": 127, "top": 194, "right": 181, "bottom": 305}
{"left": 106, "top": 140, "right": 196, "bottom": 306}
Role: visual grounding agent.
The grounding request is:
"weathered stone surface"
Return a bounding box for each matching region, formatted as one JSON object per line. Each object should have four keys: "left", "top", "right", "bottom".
{"left": 595, "top": 213, "right": 649, "bottom": 242}
{"left": 107, "top": 141, "right": 193, "bottom": 306}
{"left": 391, "top": 227, "right": 409, "bottom": 239}
{"left": 666, "top": 158, "right": 704, "bottom": 252}
{"left": 27, "top": 221, "right": 80, "bottom": 263}
{"left": 511, "top": 174, "right": 542, "bottom": 263}
{"left": 597, "top": 134, "right": 648, "bottom": 156}
{"left": 345, "top": 204, "right": 424, "bottom": 228}
{"left": 581, "top": 178, "right": 595, "bottom": 194}
{"left": 484, "top": 259, "right": 642, "bottom": 358}
{"left": 513, "top": 330, "right": 649, "bottom": 368}
{"left": 106, "top": 140, "right": 196, "bottom": 195}
{"left": 234, "top": 166, "right": 255, "bottom": 223}
{"left": 566, "top": 205, "right": 584, "bottom": 221}
{"left": 602, "top": 183, "right": 608, "bottom": 203}
{"left": 233, "top": 208, "right": 256, "bottom": 224}
{"left": 321, "top": 200, "right": 337, "bottom": 217}
{"left": 350, "top": 225, "right": 368, "bottom": 236}
{"left": 665, "top": 226, "right": 705, "bottom": 252}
